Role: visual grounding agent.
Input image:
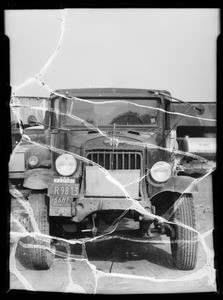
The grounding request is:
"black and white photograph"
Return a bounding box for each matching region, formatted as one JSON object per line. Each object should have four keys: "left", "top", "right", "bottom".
{"left": 5, "top": 8, "right": 218, "bottom": 294}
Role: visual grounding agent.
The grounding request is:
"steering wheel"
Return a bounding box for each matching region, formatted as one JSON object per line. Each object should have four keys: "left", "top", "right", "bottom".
{"left": 112, "top": 113, "right": 144, "bottom": 125}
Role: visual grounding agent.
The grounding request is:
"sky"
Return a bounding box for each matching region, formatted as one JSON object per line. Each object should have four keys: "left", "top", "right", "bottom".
{"left": 5, "top": 9, "right": 220, "bottom": 102}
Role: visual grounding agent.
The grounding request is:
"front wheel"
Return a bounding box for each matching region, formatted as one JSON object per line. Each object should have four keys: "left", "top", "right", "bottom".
{"left": 27, "top": 193, "right": 55, "bottom": 270}
{"left": 170, "top": 194, "right": 198, "bottom": 270}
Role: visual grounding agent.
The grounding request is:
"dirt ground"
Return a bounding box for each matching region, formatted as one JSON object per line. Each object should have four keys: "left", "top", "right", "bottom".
{"left": 9, "top": 174, "right": 217, "bottom": 294}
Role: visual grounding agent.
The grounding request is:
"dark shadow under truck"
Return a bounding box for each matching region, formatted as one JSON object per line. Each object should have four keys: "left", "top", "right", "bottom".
{"left": 9, "top": 88, "right": 216, "bottom": 270}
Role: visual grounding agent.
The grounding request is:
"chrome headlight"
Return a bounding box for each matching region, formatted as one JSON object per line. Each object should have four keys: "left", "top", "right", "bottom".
{"left": 150, "top": 161, "right": 172, "bottom": 183}
{"left": 55, "top": 154, "right": 77, "bottom": 176}
{"left": 28, "top": 155, "right": 38, "bottom": 167}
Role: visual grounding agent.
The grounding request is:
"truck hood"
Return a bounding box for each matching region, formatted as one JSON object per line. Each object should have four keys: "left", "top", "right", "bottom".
{"left": 67, "top": 129, "right": 158, "bottom": 150}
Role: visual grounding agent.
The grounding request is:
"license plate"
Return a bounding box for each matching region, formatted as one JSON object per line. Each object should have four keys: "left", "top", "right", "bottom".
{"left": 50, "top": 195, "right": 72, "bottom": 206}
{"left": 49, "top": 183, "right": 79, "bottom": 206}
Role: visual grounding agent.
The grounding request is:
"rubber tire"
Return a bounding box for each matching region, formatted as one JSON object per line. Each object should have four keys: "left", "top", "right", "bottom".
{"left": 27, "top": 193, "right": 55, "bottom": 270}
{"left": 170, "top": 194, "right": 198, "bottom": 270}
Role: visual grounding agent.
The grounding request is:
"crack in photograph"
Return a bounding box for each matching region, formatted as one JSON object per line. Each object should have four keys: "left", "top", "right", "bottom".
{"left": 5, "top": 8, "right": 218, "bottom": 294}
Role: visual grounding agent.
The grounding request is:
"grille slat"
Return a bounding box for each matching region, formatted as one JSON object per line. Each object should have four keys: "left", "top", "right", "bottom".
{"left": 116, "top": 153, "right": 118, "bottom": 169}
{"left": 103, "top": 151, "right": 106, "bottom": 167}
{"left": 86, "top": 150, "right": 142, "bottom": 170}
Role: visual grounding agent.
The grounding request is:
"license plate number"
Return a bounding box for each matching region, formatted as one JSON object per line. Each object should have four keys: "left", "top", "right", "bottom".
{"left": 51, "top": 195, "right": 72, "bottom": 206}
{"left": 50, "top": 183, "right": 79, "bottom": 197}
{"left": 49, "top": 183, "right": 79, "bottom": 206}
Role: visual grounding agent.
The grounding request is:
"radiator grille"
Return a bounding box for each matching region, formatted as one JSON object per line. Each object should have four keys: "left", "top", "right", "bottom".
{"left": 86, "top": 150, "right": 142, "bottom": 170}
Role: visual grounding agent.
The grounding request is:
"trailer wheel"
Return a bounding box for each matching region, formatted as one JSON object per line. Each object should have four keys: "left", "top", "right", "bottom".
{"left": 170, "top": 194, "right": 198, "bottom": 270}
{"left": 27, "top": 193, "right": 55, "bottom": 270}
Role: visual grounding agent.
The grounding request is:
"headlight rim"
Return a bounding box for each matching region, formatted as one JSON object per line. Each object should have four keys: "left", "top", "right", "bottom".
{"left": 150, "top": 161, "right": 172, "bottom": 183}
{"left": 55, "top": 153, "right": 77, "bottom": 176}
{"left": 27, "top": 155, "right": 39, "bottom": 167}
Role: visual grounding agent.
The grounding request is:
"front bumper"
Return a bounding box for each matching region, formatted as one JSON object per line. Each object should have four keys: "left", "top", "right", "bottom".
{"left": 49, "top": 195, "right": 153, "bottom": 222}
{"left": 72, "top": 197, "right": 135, "bottom": 222}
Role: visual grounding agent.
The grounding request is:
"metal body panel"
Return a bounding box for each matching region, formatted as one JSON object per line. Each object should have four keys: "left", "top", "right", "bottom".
{"left": 49, "top": 201, "right": 72, "bottom": 217}
{"left": 54, "top": 88, "right": 171, "bottom": 99}
{"left": 152, "top": 175, "right": 198, "bottom": 198}
{"left": 23, "top": 168, "right": 53, "bottom": 189}
{"left": 9, "top": 172, "right": 25, "bottom": 179}
{"left": 67, "top": 130, "right": 157, "bottom": 149}
{"left": 85, "top": 166, "right": 140, "bottom": 198}
{"left": 9, "top": 146, "right": 27, "bottom": 172}
{"left": 9, "top": 152, "right": 25, "bottom": 172}
{"left": 73, "top": 197, "right": 143, "bottom": 222}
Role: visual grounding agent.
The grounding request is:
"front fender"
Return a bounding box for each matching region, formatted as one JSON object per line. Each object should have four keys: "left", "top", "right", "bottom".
{"left": 153, "top": 175, "right": 198, "bottom": 197}
{"left": 23, "top": 168, "right": 53, "bottom": 190}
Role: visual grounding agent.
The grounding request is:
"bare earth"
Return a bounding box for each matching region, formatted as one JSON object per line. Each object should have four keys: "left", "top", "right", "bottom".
{"left": 9, "top": 175, "right": 217, "bottom": 294}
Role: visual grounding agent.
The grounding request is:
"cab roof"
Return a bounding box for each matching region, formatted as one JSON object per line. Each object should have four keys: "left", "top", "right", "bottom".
{"left": 52, "top": 88, "right": 171, "bottom": 98}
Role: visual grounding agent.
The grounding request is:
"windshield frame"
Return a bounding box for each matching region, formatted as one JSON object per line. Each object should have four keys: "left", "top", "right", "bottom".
{"left": 50, "top": 96, "right": 163, "bottom": 130}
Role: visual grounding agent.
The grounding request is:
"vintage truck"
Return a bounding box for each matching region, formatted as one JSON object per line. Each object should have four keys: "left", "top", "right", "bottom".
{"left": 9, "top": 88, "right": 216, "bottom": 271}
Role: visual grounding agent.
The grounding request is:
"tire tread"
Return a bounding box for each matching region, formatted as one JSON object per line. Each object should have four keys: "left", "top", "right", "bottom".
{"left": 27, "top": 193, "right": 54, "bottom": 270}
{"left": 171, "top": 194, "right": 198, "bottom": 270}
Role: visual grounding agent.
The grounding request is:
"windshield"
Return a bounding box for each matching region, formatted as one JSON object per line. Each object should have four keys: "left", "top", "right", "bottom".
{"left": 64, "top": 98, "right": 159, "bottom": 127}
